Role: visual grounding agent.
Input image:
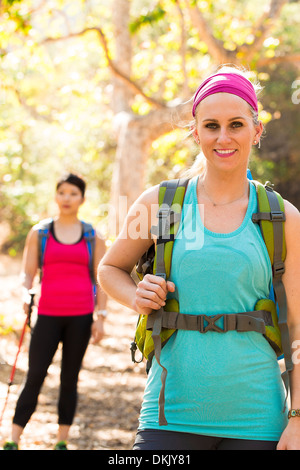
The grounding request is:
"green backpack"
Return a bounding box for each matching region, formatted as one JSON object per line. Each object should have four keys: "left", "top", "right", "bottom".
{"left": 130, "top": 178, "right": 293, "bottom": 426}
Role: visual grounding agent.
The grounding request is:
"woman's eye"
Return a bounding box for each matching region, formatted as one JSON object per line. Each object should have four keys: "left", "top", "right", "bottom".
{"left": 231, "top": 121, "right": 243, "bottom": 128}
{"left": 205, "top": 123, "right": 218, "bottom": 129}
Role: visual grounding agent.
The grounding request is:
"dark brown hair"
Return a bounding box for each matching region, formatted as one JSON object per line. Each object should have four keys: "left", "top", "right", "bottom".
{"left": 56, "top": 173, "right": 86, "bottom": 197}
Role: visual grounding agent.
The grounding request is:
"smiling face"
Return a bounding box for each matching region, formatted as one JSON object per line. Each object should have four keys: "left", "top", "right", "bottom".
{"left": 193, "top": 93, "right": 263, "bottom": 174}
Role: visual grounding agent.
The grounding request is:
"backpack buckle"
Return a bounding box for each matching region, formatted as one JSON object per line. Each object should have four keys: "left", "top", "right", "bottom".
{"left": 199, "top": 314, "right": 227, "bottom": 333}
{"left": 270, "top": 211, "right": 285, "bottom": 222}
{"left": 155, "top": 273, "right": 167, "bottom": 280}
{"left": 151, "top": 206, "right": 173, "bottom": 239}
{"left": 273, "top": 261, "right": 285, "bottom": 278}
{"left": 156, "top": 206, "right": 181, "bottom": 226}
{"left": 130, "top": 342, "right": 144, "bottom": 363}
{"left": 157, "top": 206, "right": 171, "bottom": 218}
{"left": 252, "top": 211, "right": 286, "bottom": 223}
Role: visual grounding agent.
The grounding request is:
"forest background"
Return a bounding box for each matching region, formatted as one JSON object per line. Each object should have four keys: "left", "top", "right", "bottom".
{"left": 0, "top": 0, "right": 299, "bottom": 253}
{"left": 0, "top": 0, "right": 299, "bottom": 450}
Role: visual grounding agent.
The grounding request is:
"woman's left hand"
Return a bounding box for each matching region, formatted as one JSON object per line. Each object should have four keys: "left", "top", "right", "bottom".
{"left": 277, "top": 419, "right": 300, "bottom": 450}
{"left": 91, "top": 317, "right": 105, "bottom": 344}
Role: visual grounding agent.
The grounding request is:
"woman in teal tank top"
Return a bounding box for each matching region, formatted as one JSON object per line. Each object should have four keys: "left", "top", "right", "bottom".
{"left": 138, "top": 177, "right": 286, "bottom": 442}
{"left": 98, "top": 66, "right": 300, "bottom": 450}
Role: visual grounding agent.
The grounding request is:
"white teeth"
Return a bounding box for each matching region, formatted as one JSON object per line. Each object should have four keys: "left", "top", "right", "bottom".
{"left": 216, "top": 149, "right": 235, "bottom": 154}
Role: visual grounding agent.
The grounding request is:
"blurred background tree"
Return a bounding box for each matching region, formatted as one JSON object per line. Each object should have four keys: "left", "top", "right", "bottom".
{"left": 0, "top": 0, "right": 299, "bottom": 252}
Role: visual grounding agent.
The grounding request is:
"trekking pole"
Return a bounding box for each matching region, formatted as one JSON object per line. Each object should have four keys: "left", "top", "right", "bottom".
{"left": 0, "top": 291, "right": 35, "bottom": 428}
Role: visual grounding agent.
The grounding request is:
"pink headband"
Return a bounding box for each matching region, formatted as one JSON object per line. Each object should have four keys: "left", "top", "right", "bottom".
{"left": 192, "top": 72, "right": 258, "bottom": 117}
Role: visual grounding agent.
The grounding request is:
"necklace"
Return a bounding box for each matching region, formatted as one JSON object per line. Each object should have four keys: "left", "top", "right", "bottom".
{"left": 201, "top": 181, "right": 248, "bottom": 207}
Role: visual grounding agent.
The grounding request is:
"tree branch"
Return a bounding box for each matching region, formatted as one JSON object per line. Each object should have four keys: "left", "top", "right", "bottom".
{"left": 257, "top": 53, "right": 300, "bottom": 67}
{"left": 4, "top": 85, "right": 53, "bottom": 122}
{"left": 183, "top": 0, "right": 292, "bottom": 68}
{"left": 40, "top": 27, "right": 166, "bottom": 110}
{"left": 237, "top": 0, "right": 289, "bottom": 61}
{"left": 183, "top": 0, "right": 237, "bottom": 64}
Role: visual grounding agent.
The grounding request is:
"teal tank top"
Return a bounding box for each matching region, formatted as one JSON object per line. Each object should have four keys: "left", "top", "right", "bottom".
{"left": 138, "top": 176, "right": 287, "bottom": 441}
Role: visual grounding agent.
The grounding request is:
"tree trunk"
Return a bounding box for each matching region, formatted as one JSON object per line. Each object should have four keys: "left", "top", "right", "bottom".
{"left": 109, "top": 0, "right": 191, "bottom": 234}
{"left": 111, "top": 0, "right": 132, "bottom": 113}
{"left": 109, "top": 113, "right": 151, "bottom": 235}
{"left": 109, "top": 104, "right": 191, "bottom": 234}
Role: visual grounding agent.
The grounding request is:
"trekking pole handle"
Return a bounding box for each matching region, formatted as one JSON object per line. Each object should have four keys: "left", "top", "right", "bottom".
{"left": 27, "top": 291, "right": 35, "bottom": 329}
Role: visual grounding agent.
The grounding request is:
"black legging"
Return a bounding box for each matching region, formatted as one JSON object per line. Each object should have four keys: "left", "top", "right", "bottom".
{"left": 13, "top": 314, "right": 92, "bottom": 428}
{"left": 133, "top": 430, "right": 278, "bottom": 451}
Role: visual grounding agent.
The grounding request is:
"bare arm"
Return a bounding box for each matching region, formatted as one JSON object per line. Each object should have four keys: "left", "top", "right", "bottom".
{"left": 98, "top": 185, "right": 174, "bottom": 316}
{"left": 20, "top": 228, "right": 39, "bottom": 312}
{"left": 277, "top": 200, "right": 300, "bottom": 450}
{"left": 91, "top": 232, "right": 108, "bottom": 343}
{"left": 94, "top": 233, "right": 108, "bottom": 311}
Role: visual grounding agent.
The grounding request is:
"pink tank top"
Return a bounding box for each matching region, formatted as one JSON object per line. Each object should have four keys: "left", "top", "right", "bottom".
{"left": 38, "top": 231, "right": 94, "bottom": 317}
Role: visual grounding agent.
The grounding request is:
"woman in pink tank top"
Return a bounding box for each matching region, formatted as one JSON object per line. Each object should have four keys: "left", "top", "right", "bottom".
{"left": 4, "top": 174, "right": 107, "bottom": 450}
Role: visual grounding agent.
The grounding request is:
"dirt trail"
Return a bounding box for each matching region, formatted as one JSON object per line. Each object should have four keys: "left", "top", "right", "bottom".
{"left": 0, "top": 254, "right": 146, "bottom": 450}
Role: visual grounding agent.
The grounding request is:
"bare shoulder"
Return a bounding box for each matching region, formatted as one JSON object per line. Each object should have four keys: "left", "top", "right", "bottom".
{"left": 26, "top": 225, "right": 39, "bottom": 244}
{"left": 30, "top": 218, "right": 53, "bottom": 243}
{"left": 100, "top": 185, "right": 160, "bottom": 273}
{"left": 284, "top": 199, "right": 300, "bottom": 247}
{"left": 130, "top": 184, "right": 159, "bottom": 210}
{"left": 284, "top": 199, "right": 300, "bottom": 225}
{"left": 122, "top": 184, "right": 160, "bottom": 235}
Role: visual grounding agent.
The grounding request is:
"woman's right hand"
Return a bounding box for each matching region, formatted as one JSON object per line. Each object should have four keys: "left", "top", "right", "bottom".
{"left": 134, "top": 274, "right": 175, "bottom": 316}
{"left": 22, "top": 288, "right": 33, "bottom": 316}
{"left": 23, "top": 302, "right": 30, "bottom": 316}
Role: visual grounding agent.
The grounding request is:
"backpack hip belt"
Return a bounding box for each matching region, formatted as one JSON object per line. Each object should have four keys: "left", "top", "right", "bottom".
{"left": 146, "top": 309, "right": 273, "bottom": 335}
{"left": 145, "top": 305, "right": 277, "bottom": 426}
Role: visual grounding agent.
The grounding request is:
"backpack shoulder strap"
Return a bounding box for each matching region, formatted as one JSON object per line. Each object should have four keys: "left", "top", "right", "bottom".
{"left": 36, "top": 218, "right": 53, "bottom": 271}
{"left": 81, "top": 221, "right": 96, "bottom": 285}
{"left": 148, "top": 178, "right": 189, "bottom": 425}
{"left": 151, "top": 178, "right": 189, "bottom": 280}
{"left": 252, "top": 181, "right": 286, "bottom": 268}
{"left": 252, "top": 180, "right": 293, "bottom": 408}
